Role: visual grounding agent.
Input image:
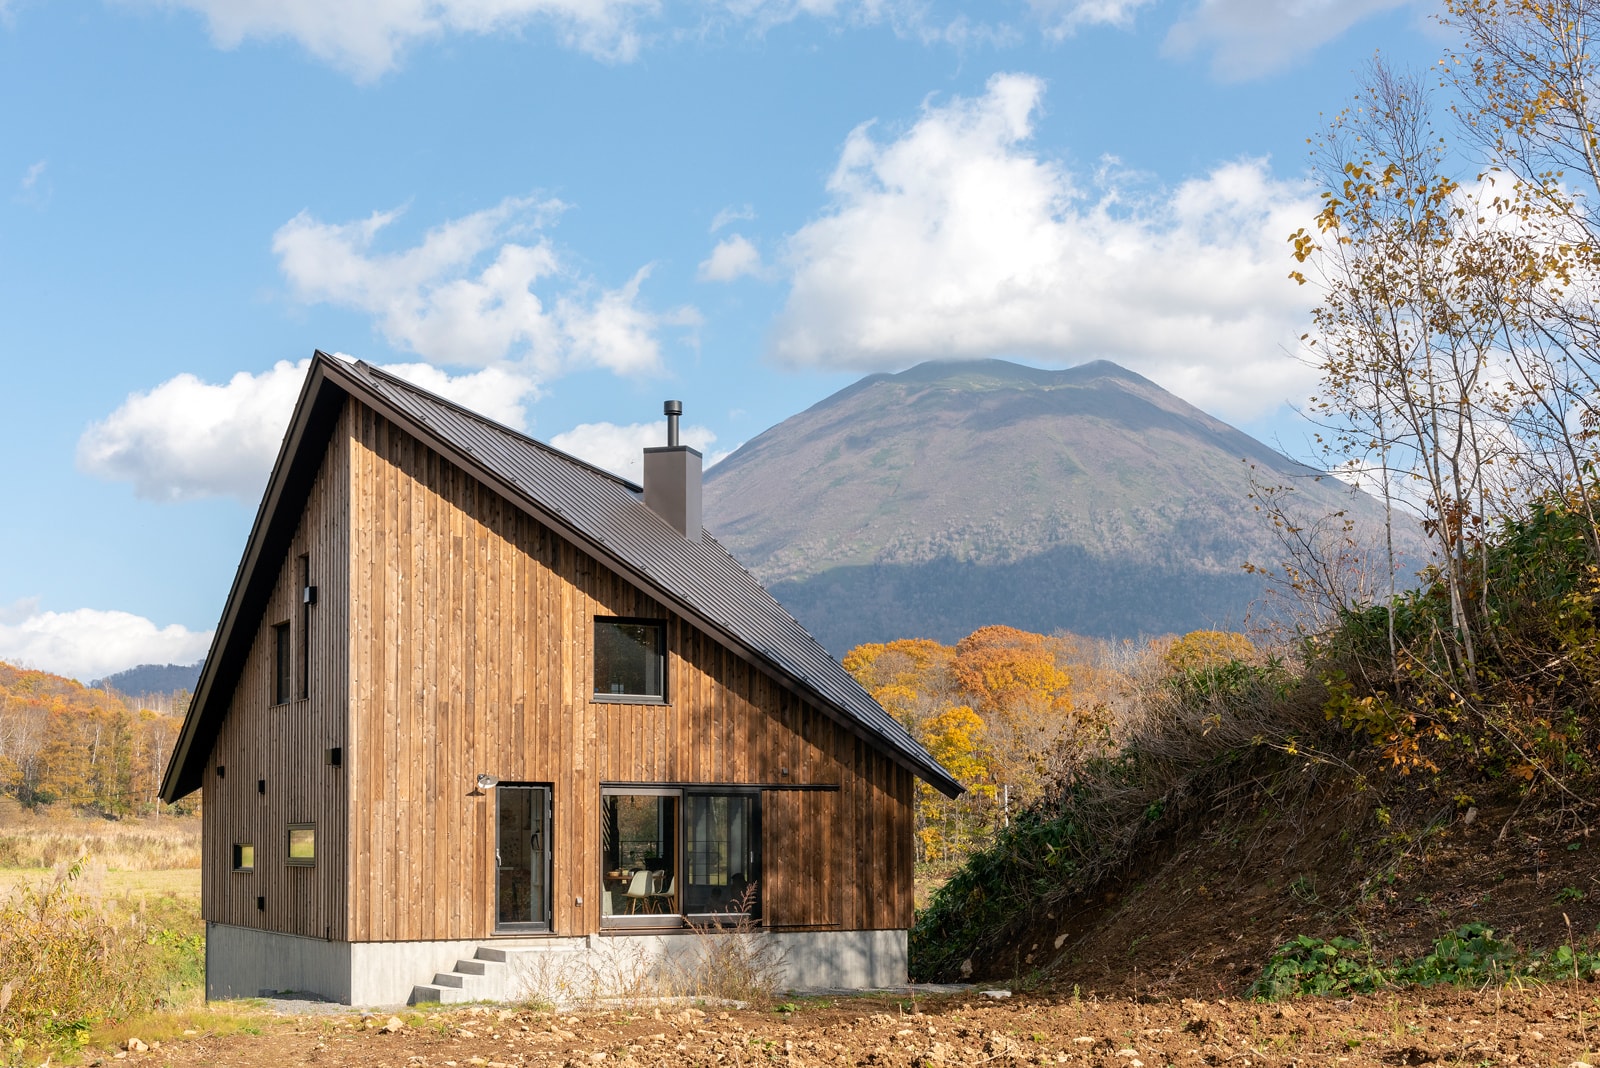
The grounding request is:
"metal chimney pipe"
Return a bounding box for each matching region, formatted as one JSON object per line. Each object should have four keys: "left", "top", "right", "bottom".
{"left": 664, "top": 400, "right": 683, "bottom": 447}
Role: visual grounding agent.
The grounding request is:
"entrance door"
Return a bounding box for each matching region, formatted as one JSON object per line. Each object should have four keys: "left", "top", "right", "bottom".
{"left": 496, "top": 784, "right": 551, "bottom": 931}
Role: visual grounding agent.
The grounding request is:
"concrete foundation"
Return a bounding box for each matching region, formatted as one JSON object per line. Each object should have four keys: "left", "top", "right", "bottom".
{"left": 206, "top": 923, "right": 908, "bottom": 1008}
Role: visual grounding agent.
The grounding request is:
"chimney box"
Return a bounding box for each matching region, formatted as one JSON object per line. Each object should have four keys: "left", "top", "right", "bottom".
{"left": 644, "top": 400, "right": 702, "bottom": 540}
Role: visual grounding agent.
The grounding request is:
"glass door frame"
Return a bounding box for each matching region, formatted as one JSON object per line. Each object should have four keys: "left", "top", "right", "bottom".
{"left": 682, "top": 787, "right": 762, "bottom": 925}
{"left": 598, "top": 784, "right": 762, "bottom": 929}
{"left": 494, "top": 782, "right": 553, "bottom": 934}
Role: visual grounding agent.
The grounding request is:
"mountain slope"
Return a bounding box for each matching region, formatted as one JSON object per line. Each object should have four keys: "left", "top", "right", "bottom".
{"left": 704, "top": 359, "right": 1400, "bottom": 653}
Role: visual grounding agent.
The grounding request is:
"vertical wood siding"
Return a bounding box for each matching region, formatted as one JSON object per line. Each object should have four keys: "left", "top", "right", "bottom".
{"left": 202, "top": 404, "right": 352, "bottom": 939}
{"left": 211, "top": 398, "right": 915, "bottom": 944}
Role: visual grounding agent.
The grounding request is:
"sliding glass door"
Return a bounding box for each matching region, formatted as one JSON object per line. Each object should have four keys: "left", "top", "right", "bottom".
{"left": 684, "top": 792, "right": 758, "bottom": 917}
{"left": 599, "top": 786, "right": 760, "bottom": 927}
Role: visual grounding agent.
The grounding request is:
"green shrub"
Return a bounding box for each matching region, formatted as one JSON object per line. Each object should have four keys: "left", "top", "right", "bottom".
{"left": 1251, "top": 935, "right": 1395, "bottom": 999}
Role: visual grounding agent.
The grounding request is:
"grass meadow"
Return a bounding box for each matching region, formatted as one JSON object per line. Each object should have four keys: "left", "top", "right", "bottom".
{"left": 0, "top": 802, "right": 215, "bottom": 1064}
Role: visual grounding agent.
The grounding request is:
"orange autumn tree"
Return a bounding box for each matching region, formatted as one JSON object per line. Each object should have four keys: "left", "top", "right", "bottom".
{"left": 846, "top": 626, "right": 1119, "bottom": 867}
{"left": 952, "top": 626, "right": 1105, "bottom": 807}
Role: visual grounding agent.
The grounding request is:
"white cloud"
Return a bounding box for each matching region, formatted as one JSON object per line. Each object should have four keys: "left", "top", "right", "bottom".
{"left": 0, "top": 600, "right": 213, "bottom": 684}
{"left": 148, "top": 0, "right": 656, "bottom": 81}
{"left": 378, "top": 362, "right": 543, "bottom": 426}
{"left": 1027, "top": 0, "right": 1155, "bottom": 36}
{"left": 78, "top": 358, "right": 540, "bottom": 502}
{"left": 274, "top": 197, "right": 688, "bottom": 379}
{"left": 698, "top": 234, "right": 764, "bottom": 282}
{"left": 19, "top": 160, "right": 45, "bottom": 190}
{"left": 78, "top": 360, "right": 315, "bottom": 502}
{"left": 710, "top": 205, "right": 756, "bottom": 232}
{"left": 1164, "top": 0, "right": 1414, "bottom": 81}
{"left": 549, "top": 419, "right": 722, "bottom": 480}
{"left": 769, "top": 72, "right": 1319, "bottom": 421}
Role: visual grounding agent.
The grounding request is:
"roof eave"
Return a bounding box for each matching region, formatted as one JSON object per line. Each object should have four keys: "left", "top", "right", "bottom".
{"left": 159, "top": 355, "right": 342, "bottom": 803}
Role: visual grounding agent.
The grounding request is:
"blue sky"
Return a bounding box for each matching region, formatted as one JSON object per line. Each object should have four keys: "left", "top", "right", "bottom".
{"left": 0, "top": 0, "right": 1439, "bottom": 681}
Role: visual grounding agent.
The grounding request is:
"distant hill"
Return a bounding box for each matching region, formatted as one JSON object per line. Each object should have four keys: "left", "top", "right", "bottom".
{"left": 91, "top": 661, "right": 201, "bottom": 701}
{"left": 704, "top": 359, "right": 1413, "bottom": 654}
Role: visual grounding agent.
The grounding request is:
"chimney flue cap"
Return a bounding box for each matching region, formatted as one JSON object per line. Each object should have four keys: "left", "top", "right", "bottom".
{"left": 663, "top": 399, "right": 683, "bottom": 447}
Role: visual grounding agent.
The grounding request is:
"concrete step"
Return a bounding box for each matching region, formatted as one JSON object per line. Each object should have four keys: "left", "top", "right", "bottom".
{"left": 409, "top": 941, "right": 580, "bottom": 1005}
{"left": 455, "top": 957, "right": 506, "bottom": 977}
{"left": 411, "top": 984, "right": 473, "bottom": 1005}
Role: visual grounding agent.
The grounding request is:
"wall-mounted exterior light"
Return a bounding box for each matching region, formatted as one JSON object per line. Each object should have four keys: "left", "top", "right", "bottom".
{"left": 476, "top": 774, "right": 499, "bottom": 791}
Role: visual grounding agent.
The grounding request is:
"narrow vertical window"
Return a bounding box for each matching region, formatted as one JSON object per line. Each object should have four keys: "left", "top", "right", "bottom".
{"left": 298, "top": 554, "right": 311, "bottom": 700}
{"left": 273, "top": 622, "right": 291, "bottom": 705}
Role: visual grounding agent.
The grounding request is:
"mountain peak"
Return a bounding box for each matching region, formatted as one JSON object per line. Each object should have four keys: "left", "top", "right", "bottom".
{"left": 704, "top": 362, "right": 1393, "bottom": 653}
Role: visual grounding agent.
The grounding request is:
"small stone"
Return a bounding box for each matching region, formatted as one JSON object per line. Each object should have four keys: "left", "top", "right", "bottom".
{"left": 458, "top": 1029, "right": 478, "bottom": 1039}
{"left": 125, "top": 1038, "right": 148, "bottom": 1052}
{"left": 1116, "top": 1050, "right": 1140, "bottom": 1058}
{"left": 980, "top": 989, "right": 1012, "bottom": 999}
{"left": 959, "top": 958, "right": 973, "bottom": 978}
{"left": 181, "top": 1029, "right": 198, "bottom": 1037}
{"left": 1527, "top": 1031, "right": 1545, "bottom": 1042}
{"left": 1073, "top": 1037, "right": 1096, "bottom": 1044}
{"left": 380, "top": 1016, "right": 405, "bottom": 1034}
{"left": 114, "top": 1054, "right": 127, "bottom": 1060}
{"left": 1054, "top": 934, "right": 1068, "bottom": 949}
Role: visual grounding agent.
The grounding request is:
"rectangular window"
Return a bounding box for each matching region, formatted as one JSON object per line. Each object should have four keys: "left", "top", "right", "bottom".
{"left": 600, "top": 787, "right": 760, "bottom": 927}
{"left": 272, "top": 622, "right": 291, "bottom": 705}
{"left": 232, "top": 843, "right": 254, "bottom": 872}
{"left": 593, "top": 619, "right": 666, "bottom": 701}
{"left": 298, "top": 554, "right": 311, "bottom": 700}
{"left": 286, "top": 823, "right": 315, "bottom": 866}
{"left": 600, "top": 790, "right": 679, "bottom": 924}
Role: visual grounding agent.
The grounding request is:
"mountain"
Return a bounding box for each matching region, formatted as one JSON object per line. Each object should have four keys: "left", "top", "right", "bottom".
{"left": 91, "top": 661, "right": 202, "bottom": 700}
{"left": 703, "top": 359, "right": 1405, "bottom": 654}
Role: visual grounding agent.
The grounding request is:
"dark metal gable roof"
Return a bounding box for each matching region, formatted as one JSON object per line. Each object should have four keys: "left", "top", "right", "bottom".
{"left": 162, "top": 352, "right": 962, "bottom": 802}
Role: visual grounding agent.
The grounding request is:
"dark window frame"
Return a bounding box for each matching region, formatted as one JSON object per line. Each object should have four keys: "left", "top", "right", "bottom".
{"left": 286, "top": 823, "right": 315, "bottom": 867}
{"left": 232, "top": 842, "right": 255, "bottom": 872}
{"left": 272, "top": 621, "right": 291, "bottom": 705}
{"left": 592, "top": 618, "right": 668, "bottom": 704}
{"left": 598, "top": 785, "right": 761, "bottom": 929}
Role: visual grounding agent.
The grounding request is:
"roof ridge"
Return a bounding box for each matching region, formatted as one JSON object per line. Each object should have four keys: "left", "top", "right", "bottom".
{"left": 349, "top": 358, "right": 645, "bottom": 494}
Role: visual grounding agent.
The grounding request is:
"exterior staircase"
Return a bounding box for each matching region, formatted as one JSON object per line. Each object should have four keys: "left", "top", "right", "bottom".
{"left": 409, "top": 941, "right": 584, "bottom": 1005}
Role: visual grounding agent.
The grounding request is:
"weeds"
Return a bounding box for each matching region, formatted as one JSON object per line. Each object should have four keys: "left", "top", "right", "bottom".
{"left": 682, "top": 883, "right": 786, "bottom": 1008}
{"left": 0, "top": 856, "right": 174, "bottom": 1064}
{"left": 1251, "top": 922, "right": 1600, "bottom": 1000}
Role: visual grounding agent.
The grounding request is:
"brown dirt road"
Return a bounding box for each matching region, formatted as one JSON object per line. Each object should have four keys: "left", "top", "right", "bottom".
{"left": 101, "top": 988, "right": 1600, "bottom": 1067}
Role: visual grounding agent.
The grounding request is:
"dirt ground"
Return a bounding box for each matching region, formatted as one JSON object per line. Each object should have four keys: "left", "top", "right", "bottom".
{"left": 100, "top": 987, "right": 1600, "bottom": 1067}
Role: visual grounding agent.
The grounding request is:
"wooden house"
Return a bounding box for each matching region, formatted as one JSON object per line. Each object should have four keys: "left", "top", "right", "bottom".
{"left": 159, "top": 352, "right": 962, "bottom": 1006}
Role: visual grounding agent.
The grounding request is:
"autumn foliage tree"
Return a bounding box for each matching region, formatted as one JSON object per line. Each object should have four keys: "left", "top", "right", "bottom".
{"left": 1286, "top": 2, "right": 1600, "bottom": 791}
{"left": 846, "top": 628, "right": 1116, "bottom": 865}
{"left": 0, "top": 661, "right": 187, "bottom": 816}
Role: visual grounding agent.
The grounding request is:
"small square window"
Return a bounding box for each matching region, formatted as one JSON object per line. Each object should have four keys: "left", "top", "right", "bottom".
{"left": 594, "top": 619, "right": 666, "bottom": 701}
{"left": 287, "top": 824, "right": 315, "bottom": 866}
{"left": 232, "top": 843, "right": 254, "bottom": 872}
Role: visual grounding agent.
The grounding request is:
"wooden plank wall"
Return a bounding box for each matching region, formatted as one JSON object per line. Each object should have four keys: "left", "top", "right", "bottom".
{"left": 761, "top": 789, "right": 838, "bottom": 926}
{"left": 202, "top": 404, "right": 352, "bottom": 940}
{"left": 344, "top": 402, "right": 916, "bottom": 943}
